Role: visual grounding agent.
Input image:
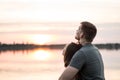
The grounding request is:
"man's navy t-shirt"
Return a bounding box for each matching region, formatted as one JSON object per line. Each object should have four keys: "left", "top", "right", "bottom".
{"left": 69, "top": 43, "right": 105, "bottom": 80}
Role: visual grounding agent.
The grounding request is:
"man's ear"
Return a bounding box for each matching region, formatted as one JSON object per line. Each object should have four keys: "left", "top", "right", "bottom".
{"left": 80, "top": 32, "right": 84, "bottom": 38}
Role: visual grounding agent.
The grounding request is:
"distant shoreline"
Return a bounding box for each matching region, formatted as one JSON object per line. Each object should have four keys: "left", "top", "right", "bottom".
{"left": 0, "top": 43, "right": 120, "bottom": 51}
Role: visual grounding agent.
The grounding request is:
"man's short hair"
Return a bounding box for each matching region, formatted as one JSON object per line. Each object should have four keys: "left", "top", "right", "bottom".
{"left": 81, "top": 21, "right": 97, "bottom": 42}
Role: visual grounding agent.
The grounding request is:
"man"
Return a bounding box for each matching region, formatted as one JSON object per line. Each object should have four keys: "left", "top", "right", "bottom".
{"left": 59, "top": 21, "right": 105, "bottom": 80}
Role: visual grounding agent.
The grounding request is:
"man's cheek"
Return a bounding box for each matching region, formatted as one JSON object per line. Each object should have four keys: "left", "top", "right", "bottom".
{"left": 75, "top": 34, "right": 80, "bottom": 40}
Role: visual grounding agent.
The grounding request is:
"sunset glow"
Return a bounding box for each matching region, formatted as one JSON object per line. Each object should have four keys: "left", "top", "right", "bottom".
{"left": 30, "top": 35, "right": 53, "bottom": 45}
{"left": 0, "top": 0, "right": 120, "bottom": 44}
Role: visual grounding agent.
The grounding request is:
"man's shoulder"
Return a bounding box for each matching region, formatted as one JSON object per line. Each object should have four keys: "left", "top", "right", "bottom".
{"left": 81, "top": 44, "right": 98, "bottom": 50}
{"left": 73, "top": 44, "right": 99, "bottom": 58}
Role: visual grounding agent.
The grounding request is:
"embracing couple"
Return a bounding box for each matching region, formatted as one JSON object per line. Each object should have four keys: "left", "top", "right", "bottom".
{"left": 59, "top": 21, "right": 105, "bottom": 80}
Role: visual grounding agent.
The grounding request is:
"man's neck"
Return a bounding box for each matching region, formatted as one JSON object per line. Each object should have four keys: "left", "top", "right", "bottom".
{"left": 80, "top": 39, "right": 91, "bottom": 46}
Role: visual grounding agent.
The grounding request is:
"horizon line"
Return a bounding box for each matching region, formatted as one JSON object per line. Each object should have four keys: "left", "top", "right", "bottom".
{"left": 0, "top": 42, "right": 120, "bottom": 45}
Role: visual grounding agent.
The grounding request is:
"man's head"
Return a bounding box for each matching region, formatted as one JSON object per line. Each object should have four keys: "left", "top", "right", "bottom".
{"left": 75, "top": 21, "right": 97, "bottom": 42}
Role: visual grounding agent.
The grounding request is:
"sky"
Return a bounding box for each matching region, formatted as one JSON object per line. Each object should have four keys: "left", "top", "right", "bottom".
{"left": 0, "top": 0, "right": 120, "bottom": 44}
{"left": 0, "top": 0, "right": 120, "bottom": 23}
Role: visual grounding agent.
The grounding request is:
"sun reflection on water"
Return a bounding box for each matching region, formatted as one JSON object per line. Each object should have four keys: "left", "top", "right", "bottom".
{"left": 31, "top": 49, "right": 51, "bottom": 61}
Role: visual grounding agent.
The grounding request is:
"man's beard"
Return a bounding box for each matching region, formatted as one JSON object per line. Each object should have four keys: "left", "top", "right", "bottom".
{"left": 75, "top": 35, "right": 80, "bottom": 41}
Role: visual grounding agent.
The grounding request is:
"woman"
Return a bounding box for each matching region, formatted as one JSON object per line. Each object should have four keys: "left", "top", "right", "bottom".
{"left": 62, "top": 42, "right": 82, "bottom": 80}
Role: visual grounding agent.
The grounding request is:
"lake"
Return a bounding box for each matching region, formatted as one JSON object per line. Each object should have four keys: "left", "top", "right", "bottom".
{"left": 0, "top": 48, "right": 120, "bottom": 80}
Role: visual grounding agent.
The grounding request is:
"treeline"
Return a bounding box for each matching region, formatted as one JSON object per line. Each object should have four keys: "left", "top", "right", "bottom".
{"left": 0, "top": 43, "right": 120, "bottom": 51}
{"left": 94, "top": 43, "right": 120, "bottom": 50}
{"left": 0, "top": 43, "right": 38, "bottom": 50}
{"left": 0, "top": 43, "right": 65, "bottom": 51}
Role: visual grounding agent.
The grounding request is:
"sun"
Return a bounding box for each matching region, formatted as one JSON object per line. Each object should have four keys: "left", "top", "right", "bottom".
{"left": 31, "top": 34, "right": 52, "bottom": 45}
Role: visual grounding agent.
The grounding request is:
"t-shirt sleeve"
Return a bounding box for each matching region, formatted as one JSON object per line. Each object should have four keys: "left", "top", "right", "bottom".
{"left": 69, "top": 50, "right": 86, "bottom": 70}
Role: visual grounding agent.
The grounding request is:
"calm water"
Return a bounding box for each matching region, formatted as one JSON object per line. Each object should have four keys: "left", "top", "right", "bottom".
{"left": 0, "top": 48, "right": 120, "bottom": 80}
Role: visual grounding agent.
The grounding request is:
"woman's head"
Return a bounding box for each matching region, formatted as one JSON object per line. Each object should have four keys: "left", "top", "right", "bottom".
{"left": 62, "top": 42, "right": 82, "bottom": 67}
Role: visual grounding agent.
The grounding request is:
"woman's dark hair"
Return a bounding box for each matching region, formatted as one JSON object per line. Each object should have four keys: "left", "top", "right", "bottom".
{"left": 63, "top": 42, "right": 82, "bottom": 80}
{"left": 63, "top": 42, "right": 82, "bottom": 67}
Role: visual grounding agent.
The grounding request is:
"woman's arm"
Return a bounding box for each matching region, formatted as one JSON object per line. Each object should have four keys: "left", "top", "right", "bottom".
{"left": 58, "top": 66, "right": 79, "bottom": 80}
